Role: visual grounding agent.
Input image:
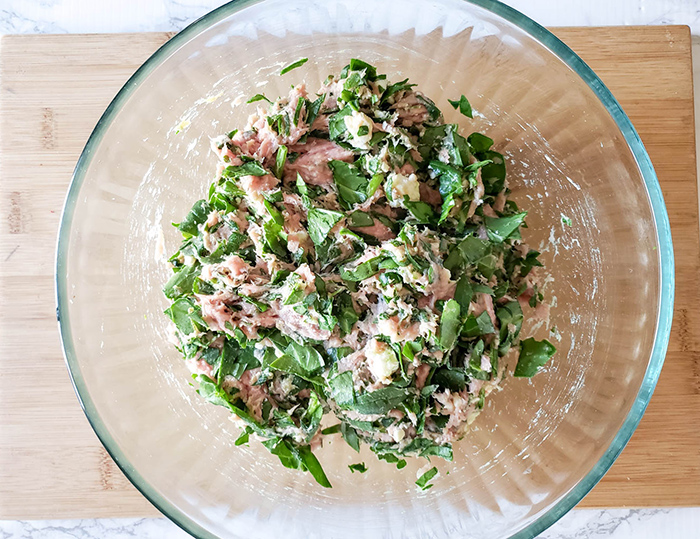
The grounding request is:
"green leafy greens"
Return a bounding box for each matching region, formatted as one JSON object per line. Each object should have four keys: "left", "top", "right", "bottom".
{"left": 280, "top": 57, "right": 309, "bottom": 75}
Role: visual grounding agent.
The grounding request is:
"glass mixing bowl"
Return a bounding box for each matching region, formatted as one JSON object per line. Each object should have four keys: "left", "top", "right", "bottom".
{"left": 55, "top": 0, "right": 674, "bottom": 537}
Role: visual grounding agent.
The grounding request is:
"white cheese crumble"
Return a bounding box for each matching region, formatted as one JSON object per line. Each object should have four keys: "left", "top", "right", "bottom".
{"left": 381, "top": 121, "right": 416, "bottom": 149}
{"left": 343, "top": 110, "right": 374, "bottom": 149}
{"left": 386, "top": 172, "right": 420, "bottom": 207}
{"left": 387, "top": 424, "right": 406, "bottom": 443}
{"left": 365, "top": 338, "right": 399, "bottom": 383}
{"left": 372, "top": 145, "right": 392, "bottom": 173}
{"left": 279, "top": 375, "right": 295, "bottom": 395}
{"left": 376, "top": 317, "right": 399, "bottom": 342}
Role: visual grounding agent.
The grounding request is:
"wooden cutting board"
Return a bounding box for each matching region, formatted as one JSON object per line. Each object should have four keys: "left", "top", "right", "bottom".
{"left": 0, "top": 26, "right": 697, "bottom": 519}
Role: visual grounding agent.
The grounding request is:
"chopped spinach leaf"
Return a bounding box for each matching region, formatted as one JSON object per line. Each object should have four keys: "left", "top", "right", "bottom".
{"left": 433, "top": 367, "right": 466, "bottom": 392}
{"left": 352, "top": 386, "right": 409, "bottom": 415}
{"left": 467, "top": 132, "right": 493, "bottom": 153}
{"left": 339, "top": 256, "right": 383, "bottom": 282}
{"left": 405, "top": 200, "right": 437, "bottom": 224}
{"left": 247, "top": 93, "right": 271, "bottom": 104}
{"left": 176, "top": 199, "right": 211, "bottom": 237}
{"left": 347, "top": 210, "right": 374, "bottom": 227}
{"left": 234, "top": 429, "right": 250, "bottom": 446}
{"left": 478, "top": 150, "right": 506, "bottom": 195}
{"left": 273, "top": 145, "right": 288, "bottom": 179}
{"left": 164, "top": 298, "right": 205, "bottom": 335}
{"left": 416, "top": 94, "right": 442, "bottom": 122}
{"left": 307, "top": 208, "right": 344, "bottom": 245}
{"left": 484, "top": 212, "right": 527, "bottom": 243}
{"left": 262, "top": 219, "right": 288, "bottom": 258}
{"left": 514, "top": 338, "right": 556, "bottom": 377}
{"left": 329, "top": 371, "right": 355, "bottom": 408}
{"left": 462, "top": 311, "right": 496, "bottom": 337}
{"left": 163, "top": 264, "right": 200, "bottom": 299}
{"left": 223, "top": 161, "right": 267, "bottom": 178}
{"left": 348, "top": 462, "right": 368, "bottom": 473}
{"left": 329, "top": 160, "right": 369, "bottom": 209}
{"left": 439, "top": 299, "right": 461, "bottom": 350}
{"left": 454, "top": 276, "right": 473, "bottom": 314}
{"left": 246, "top": 94, "right": 272, "bottom": 104}
{"left": 334, "top": 292, "right": 358, "bottom": 336}
{"left": 239, "top": 295, "right": 269, "bottom": 312}
{"left": 382, "top": 78, "right": 416, "bottom": 102}
{"left": 321, "top": 424, "right": 342, "bottom": 435}
{"left": 282, "top": 339, "right": 325, "bottom": 376}
{"left": 444, "top": 236, "right": 491, "bottom": 274}
{"left": 415, "top": 466, "right": 438, "bottom": 490}
{"left": 328, "top": 106, "right": 354, "bottom": 141}
{"left": 496, "top": 301, "right": 523, "bottom": 356}
{"left": 341, "top": 421, "right": 361, "bottom": 452}
{"left": 280, "top": 57, "right": 308, "bottom": 75}
{"left": 305, "top": 95, "right": 324, "bottom": 128}
{"left": 448, "top": 95, "right": 473, "bottom": 118}
{"left": 341, "top": 58, "right": 379, "bottom": 81}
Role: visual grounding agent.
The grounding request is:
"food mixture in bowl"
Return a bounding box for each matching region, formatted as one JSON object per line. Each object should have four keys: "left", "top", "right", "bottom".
{"left": 163, "top": 58, "right": 556, "bottom": 487}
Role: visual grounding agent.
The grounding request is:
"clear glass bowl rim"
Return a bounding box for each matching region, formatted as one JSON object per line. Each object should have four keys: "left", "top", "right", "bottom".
{"left": 54, "top": 1, "right": 675, "bottom": 537}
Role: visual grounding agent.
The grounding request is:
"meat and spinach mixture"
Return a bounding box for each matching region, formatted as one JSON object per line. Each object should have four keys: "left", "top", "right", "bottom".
{"left": 163, "top": 58, "right": 556, "bottom": 488}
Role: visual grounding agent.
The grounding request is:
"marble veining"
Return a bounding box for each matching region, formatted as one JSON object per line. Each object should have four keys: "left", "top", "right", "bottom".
{"left": 0, "top": 518, "right": 190, "bottom": 538}
{"left": 2, "top": 508, "right": 700, "bottom": 538}
{"left": 1, "top": 0, "right": 700, "bottom": 35}
{"left": 1, "top": 0, "right": 698, "bottom": 538}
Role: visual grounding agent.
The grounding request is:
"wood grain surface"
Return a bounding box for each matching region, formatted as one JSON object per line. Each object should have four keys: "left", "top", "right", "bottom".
{"left": 0, "top": 27, "right": 697, "bottom": 519}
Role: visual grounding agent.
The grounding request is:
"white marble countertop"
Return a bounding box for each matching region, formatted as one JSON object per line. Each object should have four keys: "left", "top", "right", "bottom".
{"left": 1, "top": 1, "right": 698, "bottom": 538}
